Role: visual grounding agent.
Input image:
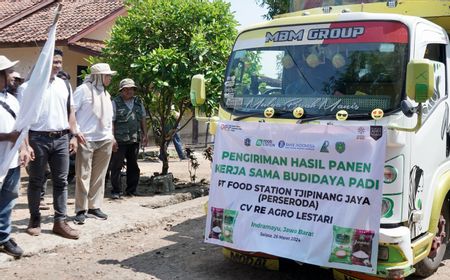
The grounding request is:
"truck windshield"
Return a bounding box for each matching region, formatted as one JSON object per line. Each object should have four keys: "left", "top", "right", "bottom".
{"left": 223, "top": 21, "right": 408, "bottom": 117}
{"left": 291, "top": 0, "right": 387, "bottom": 11}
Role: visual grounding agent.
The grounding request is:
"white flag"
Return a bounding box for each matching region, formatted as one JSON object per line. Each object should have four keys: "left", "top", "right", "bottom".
{"left": 0, "top": 23, "right": 57, "bottom": 183}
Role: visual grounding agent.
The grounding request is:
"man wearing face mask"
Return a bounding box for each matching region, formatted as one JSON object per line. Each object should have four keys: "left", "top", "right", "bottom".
{"left": 72, "top": 63, "right": 115, "bottom": 225}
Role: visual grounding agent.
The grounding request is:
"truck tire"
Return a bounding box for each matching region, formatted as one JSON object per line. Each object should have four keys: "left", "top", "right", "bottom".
{"left": 414, "top": 196, "right": 449, "bottom": 277}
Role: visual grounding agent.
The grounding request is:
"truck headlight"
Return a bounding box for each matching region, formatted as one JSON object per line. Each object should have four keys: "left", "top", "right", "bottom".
{"left": 384, "top": 165, "right": 397, "bottom": 183}
{"left": 381, "top": 197, "right": 394, "bottom": 218}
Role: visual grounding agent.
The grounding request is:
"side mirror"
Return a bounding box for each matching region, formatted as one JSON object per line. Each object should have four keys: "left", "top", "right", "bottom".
{"left": 190, "top": 74, "right": 206, "bottom": 106}
{"left": 406, "top": 59, "right": 434, "bottom": 103}
{"left": 400, "top": 99, "right": 417, "bottom": 118}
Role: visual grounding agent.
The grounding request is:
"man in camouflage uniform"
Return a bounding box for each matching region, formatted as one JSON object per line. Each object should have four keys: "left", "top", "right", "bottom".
{"left": 110, "top": 78, "right": 148, "bottom": 199}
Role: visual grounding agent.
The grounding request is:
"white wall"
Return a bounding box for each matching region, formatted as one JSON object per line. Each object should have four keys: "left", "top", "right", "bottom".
{"left": 84, "top": 21, "right": 116, "bottom": 41}
{"left": 0, "top": 46, "right": 89, "bottom": 89}
{"left": 0, "top": 47, "right": 39, "bottom": 80}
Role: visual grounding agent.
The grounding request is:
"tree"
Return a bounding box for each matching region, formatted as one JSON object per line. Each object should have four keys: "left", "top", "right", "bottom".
{"left": 102, "top": 0, "right": 238, "bottom": 175}
{"left": 256, "top": 0, "right": 290, "bottom": 19}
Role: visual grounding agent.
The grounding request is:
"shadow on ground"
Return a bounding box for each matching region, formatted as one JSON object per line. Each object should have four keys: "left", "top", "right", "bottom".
{"left": 97, "top": 216, "right": 334, "bottom": 280}
{"left": 407, "top": 248, "right": 450, "bottom": 280}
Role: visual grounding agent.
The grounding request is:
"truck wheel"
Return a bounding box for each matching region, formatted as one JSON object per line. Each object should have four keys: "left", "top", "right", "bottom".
{"left": 414, "top": 197, "right": 449, "bottom": 277}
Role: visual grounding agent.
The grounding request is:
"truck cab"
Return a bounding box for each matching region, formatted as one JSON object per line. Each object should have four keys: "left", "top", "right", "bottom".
{"left": 192, "top": 1, "right": 450, "bottom": 279}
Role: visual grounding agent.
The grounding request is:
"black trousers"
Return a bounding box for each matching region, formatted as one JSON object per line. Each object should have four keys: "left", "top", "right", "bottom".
{"left": 110, "top": 143, "right": 140, "bottom": 194}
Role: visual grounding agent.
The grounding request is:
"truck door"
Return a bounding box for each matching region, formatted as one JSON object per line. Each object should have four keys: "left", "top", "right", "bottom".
{"left": 409, "top": 27, "right": 448, "bottom": 238}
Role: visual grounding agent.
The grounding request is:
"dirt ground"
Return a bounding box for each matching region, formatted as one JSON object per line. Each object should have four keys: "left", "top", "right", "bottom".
{"left": 2, "top": 147, "right": 450, "bottom": 279}
{"left": 0, "top": 197, "right": 333, "bottom": 280}
{"left": 2, "top": 200, "right": 448, "bottom": 280}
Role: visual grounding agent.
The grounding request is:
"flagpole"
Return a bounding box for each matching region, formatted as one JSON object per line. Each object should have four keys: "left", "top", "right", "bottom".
{"left": 52, "top": 4, "right": 62, "bottom": 26}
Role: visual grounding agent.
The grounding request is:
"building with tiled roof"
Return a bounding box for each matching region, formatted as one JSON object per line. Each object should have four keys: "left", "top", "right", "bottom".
{"left": 0, "top": 0, "right": 125, "bottom": 87}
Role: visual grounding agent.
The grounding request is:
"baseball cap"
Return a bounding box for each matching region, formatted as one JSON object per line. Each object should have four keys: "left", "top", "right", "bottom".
{"left": 119, "top": 78, "right": 137, "bottom": 91}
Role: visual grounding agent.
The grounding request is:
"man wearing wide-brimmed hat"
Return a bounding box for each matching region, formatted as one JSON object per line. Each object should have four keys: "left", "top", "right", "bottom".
{"left": 19, "top": 49, "right": 80, "bottom": 240}
{"left": 0, "top": 55, "right": 29, "bottom": 257}
{"left": 72, "top": 63, "right": 116, "bottom": 224}
{"left": 109, "top": 78, "right": 148, "bottom": 199}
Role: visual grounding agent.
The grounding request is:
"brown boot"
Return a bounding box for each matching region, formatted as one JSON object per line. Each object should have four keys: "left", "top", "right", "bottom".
{"left": 52, "top": 220, "right": 80, "bottom": 239}
{"left": 26, "top": 215, "right": 41, "bottom": 236}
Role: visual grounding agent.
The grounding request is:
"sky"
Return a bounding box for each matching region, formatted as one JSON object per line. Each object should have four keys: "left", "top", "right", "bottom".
{"left": 226, "top": 0, "right": 268, "bottom": 29}
{"left": 225, "top": 1, "right": 277, "bottom": 78}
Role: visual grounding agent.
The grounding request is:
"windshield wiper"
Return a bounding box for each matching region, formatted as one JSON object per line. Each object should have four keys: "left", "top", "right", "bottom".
{"left": 298, "top": 112, "right": 372, "bottom": 123}
{"left": 296, "top": 113, "right": 336, "bottom": 123}
{"left": 233, "top": 109, "right": 293, "bottom": 121}
{"left": 233, "top": 112, "right": 261, "bottom": 121}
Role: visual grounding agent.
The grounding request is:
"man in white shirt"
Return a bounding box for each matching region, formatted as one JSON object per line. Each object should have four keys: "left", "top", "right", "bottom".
{"left": 0, "top": 55, "right": 30, "bottom": 257}
{"left": 19, "top": 49, "right": 80, "bottom": 239}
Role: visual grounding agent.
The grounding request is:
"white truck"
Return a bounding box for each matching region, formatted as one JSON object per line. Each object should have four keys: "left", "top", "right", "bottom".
{"left": 190, "top": 0, "right": 450, "bottom": 279}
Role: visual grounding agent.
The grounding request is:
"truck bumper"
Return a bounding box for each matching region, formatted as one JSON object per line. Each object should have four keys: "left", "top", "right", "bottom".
{"left": 223, "top": 226, "right": 418, "bottom": 279}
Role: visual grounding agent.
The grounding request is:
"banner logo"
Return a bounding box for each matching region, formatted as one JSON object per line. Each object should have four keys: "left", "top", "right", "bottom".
{"left": 357, "top": 127, "right": 366, "bottom": 140}
{"left": 244, "top": 138, "right": 251, "bottom": 147}
{"left": 335, "top": 142, "right": 346, "bottom": 154}
{"left": 220, "top": 124, "right": 242, "bottom": 132}
{"left": 370, "top": 126, "right": 383, "bottom": 141}
{"left": 320, "top": 141, "right": 330, "bottom": 153}
{"left": 256, "top": 139, "right": 275, "bottom": 147}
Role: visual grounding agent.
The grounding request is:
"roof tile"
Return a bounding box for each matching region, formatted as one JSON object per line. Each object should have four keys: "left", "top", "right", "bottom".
{"left": 0, "top": 0, "right": 124, "bottom": 43}
{"left": 70, "top": 38, "right": 104, "bottom": 53}
{"left": 0, "top": 0, "right": 46, "bottom": 26}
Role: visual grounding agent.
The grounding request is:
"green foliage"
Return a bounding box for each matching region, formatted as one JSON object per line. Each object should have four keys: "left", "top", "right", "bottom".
{"left": 256, "top": 0, "right": 290, "bottom": 19}
{"left": 243, "top": 51, "right": 263, "bottom": 77}
{"left": 232, "top": 51, "right": 263, "bottom": 95}
{"left": 185, "top": 147, "right": 199, "bottom": 182}
{"left": 202, "top": 146, "right": 213, "bottom": 162}
{"left": 102, "top": 0, "right": 237, "bottom": 174}
{"left": 258, "top": 82, "right": 267, "bottom": 93}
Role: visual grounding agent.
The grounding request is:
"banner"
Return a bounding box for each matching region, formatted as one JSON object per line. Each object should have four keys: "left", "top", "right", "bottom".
{"left": 204, "top": 121, "right": 386, "bottom": 274}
